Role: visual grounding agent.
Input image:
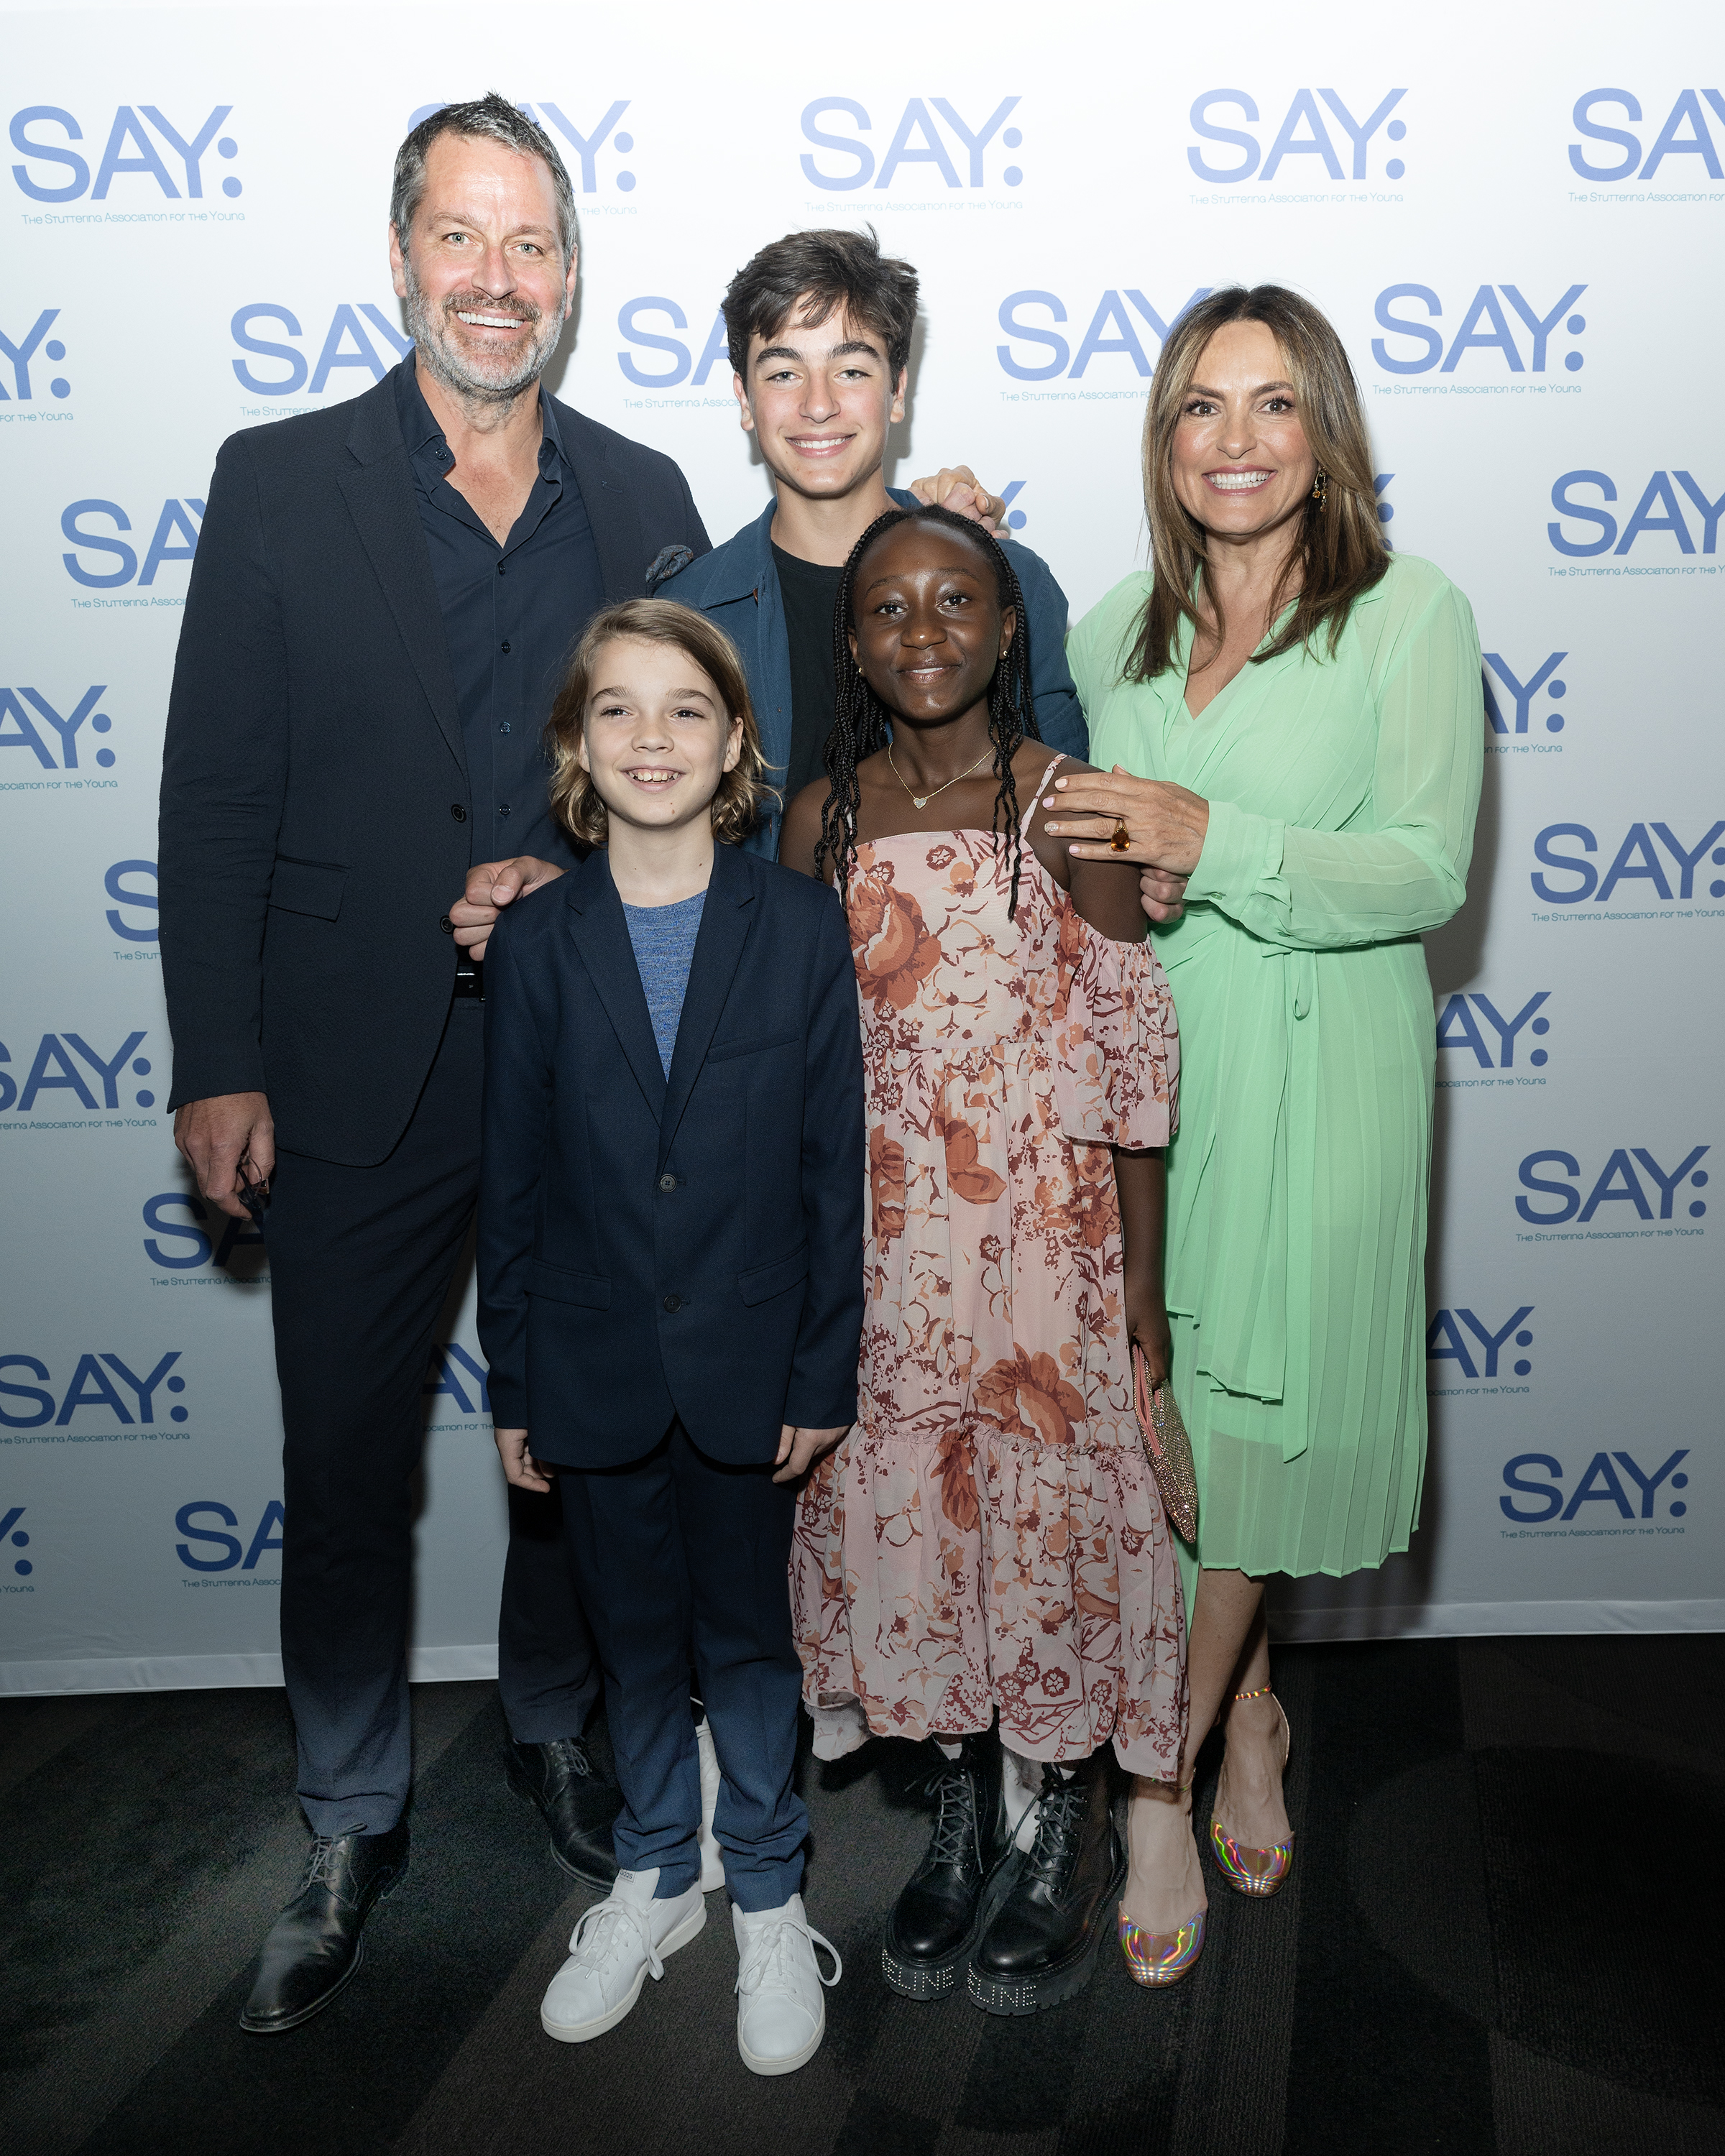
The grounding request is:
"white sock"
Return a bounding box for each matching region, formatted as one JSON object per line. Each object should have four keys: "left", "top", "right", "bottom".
{"left": 934, "top": 1738, "right": 962, "bottom": 1761}
{"left": 1003, "top": 1748, "right": 1042, "bottom": 1850}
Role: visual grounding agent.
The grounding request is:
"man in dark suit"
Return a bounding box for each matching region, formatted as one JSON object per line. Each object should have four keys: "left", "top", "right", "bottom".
{"left": 157, "top": 93, "right": 707, "bottom": 2035}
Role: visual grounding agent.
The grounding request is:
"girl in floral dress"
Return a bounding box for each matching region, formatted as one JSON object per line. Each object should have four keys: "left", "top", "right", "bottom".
{"left": 779, "top": 505, "right": 1185, "bottom": 2015}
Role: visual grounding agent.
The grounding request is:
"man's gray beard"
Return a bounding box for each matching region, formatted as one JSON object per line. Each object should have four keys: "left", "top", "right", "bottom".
{"left": 401, "top": 257, "right": 564, "bottom": 404}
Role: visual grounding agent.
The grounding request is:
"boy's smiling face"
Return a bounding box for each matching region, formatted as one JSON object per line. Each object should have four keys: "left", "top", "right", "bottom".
{"left": 735, "top": 300, "right": 906, "bottom": 503}
{"left": 579, "top": 637, "right": 742, "bottom": 836}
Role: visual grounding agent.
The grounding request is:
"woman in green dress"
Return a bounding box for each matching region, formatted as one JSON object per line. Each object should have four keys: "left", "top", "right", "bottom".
{"left": 1040, "top": 285, "right": 1483, "bottom": 1985}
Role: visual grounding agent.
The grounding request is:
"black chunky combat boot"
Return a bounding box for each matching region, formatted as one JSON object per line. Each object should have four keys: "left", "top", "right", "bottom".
{"left": 882, "top": 1730, "right": 1013, "bottom": 1999}
{"left": 967, "top": 1751, "right": 1124, "bottom": 2014}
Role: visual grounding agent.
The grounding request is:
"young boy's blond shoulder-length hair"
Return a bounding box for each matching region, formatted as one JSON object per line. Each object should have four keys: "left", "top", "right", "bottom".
{"left": 545, "top": 599, "right": 777, "bottom": 847}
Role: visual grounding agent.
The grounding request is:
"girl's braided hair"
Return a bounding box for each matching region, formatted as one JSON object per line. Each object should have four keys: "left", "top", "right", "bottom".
{"left": 816, "top": 504, "right": 1041, "bottom": 918}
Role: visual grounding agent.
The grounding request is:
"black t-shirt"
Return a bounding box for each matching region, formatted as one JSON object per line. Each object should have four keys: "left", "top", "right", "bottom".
{"left": 772, "top": 542, "right": 845, "bottom": 803}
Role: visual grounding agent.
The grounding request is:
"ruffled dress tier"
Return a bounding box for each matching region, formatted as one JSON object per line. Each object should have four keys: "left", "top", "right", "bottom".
{"left": 791, "top": 768, "right": 1187, "bottom": 1777}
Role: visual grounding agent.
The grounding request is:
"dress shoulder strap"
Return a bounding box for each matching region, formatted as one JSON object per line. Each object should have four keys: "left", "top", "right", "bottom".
{"left": 1019, "top": 755, "right": 1065, "bottom": 834}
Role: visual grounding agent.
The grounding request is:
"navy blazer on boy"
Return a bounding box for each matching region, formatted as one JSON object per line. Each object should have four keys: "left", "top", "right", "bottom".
{"left": 478, "top": 842, "right": 865, "bottom": 1469}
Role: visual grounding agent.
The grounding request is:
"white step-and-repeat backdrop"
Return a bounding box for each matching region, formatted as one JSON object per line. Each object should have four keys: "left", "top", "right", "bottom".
{"left": 3, "top": 0, "right": 1721, "bottom": 1690}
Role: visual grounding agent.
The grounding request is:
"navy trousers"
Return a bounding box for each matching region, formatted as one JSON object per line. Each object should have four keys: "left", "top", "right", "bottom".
{"left": 558, "top": 1420, "right": 806, "bottom": 1912}
{"left": 266, "top": 999, "right": 600, "bottom": 1837}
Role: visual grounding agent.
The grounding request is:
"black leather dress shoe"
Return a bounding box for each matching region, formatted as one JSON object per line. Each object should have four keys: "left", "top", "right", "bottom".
{"left": 883, "top": 1732, "right": 1013, "bottom": 1999}
{"left": 505, "top": 1734, "right": 620, "bottom": 1887}
{"left": 968, "top": 1752, "right": 1124, "bottom": 2014}
{"left": 239, "top": 1823, "right": 410, "bottom": 2035}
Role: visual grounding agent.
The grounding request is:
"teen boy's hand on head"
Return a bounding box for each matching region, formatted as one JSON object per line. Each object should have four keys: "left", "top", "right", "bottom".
{"left": 908, "top": 466, "right": 1005, "bottom": 531}
{"left": 494, "top": 1426, "right": 555, "bottom": 1495}
{"left": 448, "top": 854, "right": 567, "bottom": 962}
{"left": 773, "top": 1424, "right": 850, "bottom": 1485}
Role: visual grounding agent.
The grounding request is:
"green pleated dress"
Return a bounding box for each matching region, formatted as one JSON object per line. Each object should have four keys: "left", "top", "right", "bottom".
{"left": 1069, "top": 555, "right": 1484, "bottom": 1581}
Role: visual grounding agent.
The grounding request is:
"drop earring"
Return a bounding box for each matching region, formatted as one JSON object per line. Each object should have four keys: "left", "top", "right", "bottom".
{"left": 1310, "top": 471, "right": 1329, "bottom": 509}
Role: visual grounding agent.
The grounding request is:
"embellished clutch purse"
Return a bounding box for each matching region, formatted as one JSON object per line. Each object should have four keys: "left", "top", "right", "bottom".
{"left": 1132, "top": 1343, "right": 1199, "bottom": 1545}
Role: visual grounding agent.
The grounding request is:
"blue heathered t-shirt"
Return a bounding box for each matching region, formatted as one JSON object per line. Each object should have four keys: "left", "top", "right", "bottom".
{"left": 622, "top": 888, "right": 707, "bottom": 1076}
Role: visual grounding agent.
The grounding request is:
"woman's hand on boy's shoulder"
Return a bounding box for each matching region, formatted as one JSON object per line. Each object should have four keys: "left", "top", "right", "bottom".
{"left": 449, "top": 854, "right": 568, "bottom": 962}
{"left": 494, "top": 1425, "right": 555, "bottom": 1494}
{"left": 772, "top": 1422, "right": 850, "bottom": 1485}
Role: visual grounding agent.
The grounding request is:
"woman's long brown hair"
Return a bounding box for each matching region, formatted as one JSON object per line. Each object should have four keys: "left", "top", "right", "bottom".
{"left": 1126, "top": 284, "right": 1390, "bottom": 682}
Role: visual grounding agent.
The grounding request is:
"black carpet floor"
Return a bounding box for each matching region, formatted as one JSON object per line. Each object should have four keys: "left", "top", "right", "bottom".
{"left": 3, "top": 1636, "right": 1721, "bottom": 2155}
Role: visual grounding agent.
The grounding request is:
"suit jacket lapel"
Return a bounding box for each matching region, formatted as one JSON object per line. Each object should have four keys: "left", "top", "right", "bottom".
{"left": 565, "top": 853, "right": 667, "bottom": 1122}
{"left": 339, "top": 380, "right": 465, "bottom": 772}
{"left": 556, "top": 397, "right": 648, "bottom": 604}
{"left": 658, "top": 846, "right": 754, "bottom": 1169}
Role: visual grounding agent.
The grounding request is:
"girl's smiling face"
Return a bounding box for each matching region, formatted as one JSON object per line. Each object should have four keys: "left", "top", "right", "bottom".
{"left": 1169, "top": 318, "right": 1318, "bottom": 540}
{"left": 577, "top": 636, "right": 742, "bottom": 833}
{"left": 847, "top": 520, "right": 1014, "bottom": 728}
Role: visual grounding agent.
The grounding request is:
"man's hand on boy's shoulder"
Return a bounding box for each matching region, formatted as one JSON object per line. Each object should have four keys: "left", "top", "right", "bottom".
{"left": 907, "top": 467, "right": 1004, "bottom": 532}
{"left": 449, "top": 854, "right": 566, "bottom": 962}
{"left": 772, "top": 1422, "right": 850, "bottom": 1485}
{"left": 494, "top": 1426, "right": 555, "bottom": 1494}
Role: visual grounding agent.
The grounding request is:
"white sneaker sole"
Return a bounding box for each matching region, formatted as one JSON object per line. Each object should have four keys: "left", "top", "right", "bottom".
{"left": 737, "top": 2002, "right": 824, "bottom": 2078}
{"left": 540, "top": 1901, "right": 707, "bottom": 2044}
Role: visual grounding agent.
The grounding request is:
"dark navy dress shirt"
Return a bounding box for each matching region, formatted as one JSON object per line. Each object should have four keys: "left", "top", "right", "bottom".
{"left": 394, "top": 360, "right": 606, "bottom": 869}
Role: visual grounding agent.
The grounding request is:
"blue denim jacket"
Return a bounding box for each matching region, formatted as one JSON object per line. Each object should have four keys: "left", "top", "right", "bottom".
{"left": 662, "top": 490, "right": 1088, "bottom": 857}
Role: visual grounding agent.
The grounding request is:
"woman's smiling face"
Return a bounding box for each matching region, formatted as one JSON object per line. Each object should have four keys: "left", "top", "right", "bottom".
{"left": 1169, "top": 318, "right": 1318, "bottom": 540}
{"left": 847, "top": 520, "right": 1013, "bottom": 728}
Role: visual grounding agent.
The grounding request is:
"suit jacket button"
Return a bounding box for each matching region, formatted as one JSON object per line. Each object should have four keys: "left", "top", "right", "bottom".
{"left": 658, "top": 1174, "right": 676, "bottom": 1193}
{"left": 663, "top": 1294, "right": 681, "bottom": 1313}
{"left": 440, "top": 915, "right": 454, "bottom": 934}
{"left": 451, "top": 803, "right": 468, "bottom": 823}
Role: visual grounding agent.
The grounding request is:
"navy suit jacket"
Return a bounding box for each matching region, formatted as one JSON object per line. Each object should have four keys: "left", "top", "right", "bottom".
{"left": 477, "top": 842, "right": 865, "bottom": 1468}
{"left": 158, "top": 363, "right": 709, "bottom": 1165}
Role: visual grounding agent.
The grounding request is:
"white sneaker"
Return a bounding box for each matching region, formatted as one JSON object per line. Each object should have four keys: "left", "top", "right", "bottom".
{"left": 540, "top": 1868, "right": 705, "bottom": 2043}
{"left": 732, "top": 1893, "right": 842, "bottom": 2076}
{"left": 696, "top": 1718, "right": 724, "bottom": 1893}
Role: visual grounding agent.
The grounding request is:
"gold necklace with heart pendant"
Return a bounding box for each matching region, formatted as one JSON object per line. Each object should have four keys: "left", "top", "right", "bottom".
{"left": 886, "top": 740, "right": 994, "bottom": 811}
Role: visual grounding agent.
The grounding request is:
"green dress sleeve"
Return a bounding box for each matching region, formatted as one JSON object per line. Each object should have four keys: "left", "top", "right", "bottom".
{"left": 1182, "top": 576, "right": 1484, "bottom": 950}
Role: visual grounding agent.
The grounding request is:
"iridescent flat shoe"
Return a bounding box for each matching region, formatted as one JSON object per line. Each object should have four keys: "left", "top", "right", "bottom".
{"left": 1118, "top": 1906, "right": 1205, "bottom": 1987}
{"left": 1208, "top": 1821, "right": 1294, "bottom": 1896}
{"left": 1208, "top": 1687, "right": 1294, "bottom": 1897}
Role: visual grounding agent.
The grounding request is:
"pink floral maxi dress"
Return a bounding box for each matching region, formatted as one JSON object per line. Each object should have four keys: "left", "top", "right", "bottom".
{"left": 791, "top": 763, "right": 1187, "bottom": 1775}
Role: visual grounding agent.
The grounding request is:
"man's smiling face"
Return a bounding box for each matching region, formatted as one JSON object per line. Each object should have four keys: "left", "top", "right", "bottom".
{"left": 735, "top": 300, "right": 906, "bottom": 501}
{"left": 390, "top": 132, "right": 576, "bottom": 404}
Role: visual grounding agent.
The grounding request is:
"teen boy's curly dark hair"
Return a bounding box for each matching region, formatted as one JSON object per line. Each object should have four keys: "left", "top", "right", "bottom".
{"left": 817, "top": 505, "right": 1042, "bottom": 919}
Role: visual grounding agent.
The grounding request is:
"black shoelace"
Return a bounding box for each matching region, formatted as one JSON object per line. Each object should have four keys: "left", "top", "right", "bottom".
{"left": 921, "top": 1757, "right": 980, "bottom": 1870}
{"left": 544, "top": 1736, "right": 596, "bottom": 1782}
{"left": 1024, "top": 1773, "right": 1087, "bottom": 1886}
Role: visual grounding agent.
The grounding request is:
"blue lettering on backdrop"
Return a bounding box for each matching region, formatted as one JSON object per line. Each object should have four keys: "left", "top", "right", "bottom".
{"left": 615, "top": 300, "right": 727, "bottom": 389}
{"left": 1371, "top": 286, "right": 1587, "bottom": 375}
{"left": 1483, "top": 652, "right": 1568, "bottom": 735}
{"left": 0, "top": 1031, "right": 155, "bottom": 1113}
{"left": 0, "top": 1353, "right": 186, "bottom": 1428}
{"left": 995, "top": 288, "right": 1212, "bottom": 381}
{"left": 1435, "top": 992, "right": 1551, "bottom": 1067}
{"left": 799, "top": 96, "right": 1023, "bottom": 191}
{"left": 1427, "top": 1306, "right": 1535, "bottom": 1378}
{"left": 1187, "top": 88, "right": 1407, "bottom": 183}
{"left": 1570, "top": 88, "right": 1725, "bottom": 181}
{"left": 0, "top": 308, "right": 70, "bottom": 400}
{"left": 1515, "top": 1146, "right": 1709, "bottom": 1225}
{"left": 1530, "top": 821, "right": 1725, "bottom": 904}
{"left": 9, "top": 105, "right": 241, "bottom": 201}
{"left": 0, "top": 686, "right": 114, "bottom": 769}
{"left": 1501, "top": 1450, "right": 1690, "bottom": 1524}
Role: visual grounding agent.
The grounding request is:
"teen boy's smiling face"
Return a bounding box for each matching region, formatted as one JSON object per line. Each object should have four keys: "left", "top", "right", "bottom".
{"left": 578, "top": 637, "right": 742, "bottom": 834}
{"left": 735, "top": 301, "right": 906, "bottom": 501}
{"left": 848, "top": 522, "right": 1013, "bottom": 728}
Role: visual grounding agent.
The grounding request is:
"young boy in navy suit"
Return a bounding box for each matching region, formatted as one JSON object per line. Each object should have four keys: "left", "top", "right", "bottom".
{"left": 478, "top": 598, "right": 863, "bottom": 2075}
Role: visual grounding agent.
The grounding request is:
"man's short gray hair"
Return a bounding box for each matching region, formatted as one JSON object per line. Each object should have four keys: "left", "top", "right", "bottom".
{"left": 390, "top": 93, "right": 577, "bottom": 263}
